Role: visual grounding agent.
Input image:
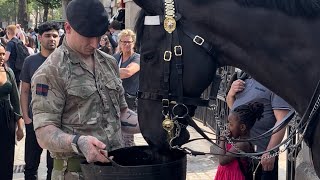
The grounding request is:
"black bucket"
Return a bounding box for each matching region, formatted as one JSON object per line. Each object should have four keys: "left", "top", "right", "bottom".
{"left": 80, "top": 146, "right": 187, "bottom": 180}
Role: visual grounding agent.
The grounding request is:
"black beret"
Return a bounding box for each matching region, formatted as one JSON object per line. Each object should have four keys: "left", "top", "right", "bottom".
{"left": 66, "top": 0, "right": 109, "bottom": 37}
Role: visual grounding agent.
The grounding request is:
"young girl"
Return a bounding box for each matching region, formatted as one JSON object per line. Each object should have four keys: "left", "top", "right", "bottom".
{"left": 214, "top": 102, "right": 264, "bottom": 180}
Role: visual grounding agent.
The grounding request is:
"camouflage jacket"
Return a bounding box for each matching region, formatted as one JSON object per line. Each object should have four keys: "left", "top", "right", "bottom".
{"left": 31, "top": 40, "right": 127, "bottom": 159}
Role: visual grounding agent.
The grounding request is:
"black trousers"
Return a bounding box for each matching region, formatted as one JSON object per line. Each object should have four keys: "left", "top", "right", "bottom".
{"left": 0, "top": 108, "right": 15, "bottom": 180}
{"left": 254, "top": 157, "right": 279, "bottom": 180}
{"left": 24, "top": 123, "right": 53, "bottom": 180}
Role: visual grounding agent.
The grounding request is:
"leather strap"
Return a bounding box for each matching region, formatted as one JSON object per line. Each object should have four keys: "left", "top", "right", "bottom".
{"left": 138, "top": 91, "right": 209, "bottom": 107}
{"left": 181, "top": 29, "right": 217, "bottom": 57}
{"left": 72, "top": 134, "right": 82, "bottom": 154}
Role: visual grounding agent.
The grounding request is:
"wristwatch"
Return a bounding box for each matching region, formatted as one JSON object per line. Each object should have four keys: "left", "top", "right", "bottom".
{"left": 71, "top": 134, "right": 82, "bottom": 154}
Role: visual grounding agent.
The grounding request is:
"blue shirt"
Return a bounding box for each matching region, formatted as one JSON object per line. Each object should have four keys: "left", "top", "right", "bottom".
{"left": 232, "top": 78, "right": 290, "bottom": 152}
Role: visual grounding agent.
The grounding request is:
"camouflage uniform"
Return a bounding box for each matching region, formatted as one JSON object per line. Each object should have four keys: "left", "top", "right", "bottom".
{"left": 31, "top": 40, "right": 127, "bottom": 180}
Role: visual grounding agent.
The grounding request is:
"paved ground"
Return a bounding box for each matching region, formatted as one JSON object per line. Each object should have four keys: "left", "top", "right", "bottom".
{"left": 13, "top": 121, "right": 286, "bottom": 180}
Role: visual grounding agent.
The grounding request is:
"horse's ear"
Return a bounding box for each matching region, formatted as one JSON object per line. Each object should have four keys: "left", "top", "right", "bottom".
{"left": 134, "top": 0, "right": 163, "bottom": 15}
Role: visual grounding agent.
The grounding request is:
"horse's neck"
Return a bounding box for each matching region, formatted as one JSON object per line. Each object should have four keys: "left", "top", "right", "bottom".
{"left": 184, "top": 0, "right": 320, "bottom": 113}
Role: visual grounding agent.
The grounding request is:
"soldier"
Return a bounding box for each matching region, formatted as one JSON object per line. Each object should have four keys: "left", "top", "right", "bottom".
{"left": 30, "top": 0, "right": 140, "bottom": 179}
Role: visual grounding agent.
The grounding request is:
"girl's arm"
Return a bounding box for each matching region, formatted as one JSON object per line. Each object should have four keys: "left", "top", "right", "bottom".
{"left": 218, "top": 141, "right": 249, "bottom": 165}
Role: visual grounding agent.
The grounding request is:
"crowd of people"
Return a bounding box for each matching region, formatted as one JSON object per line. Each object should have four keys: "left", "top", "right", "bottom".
{"left": 0, "top": 0, "right": 291, "bottom": 179}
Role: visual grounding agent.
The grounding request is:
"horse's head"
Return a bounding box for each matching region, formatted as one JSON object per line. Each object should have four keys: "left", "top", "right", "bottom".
{"left": 134, "top": 0, "right": 219, "bottom": 151}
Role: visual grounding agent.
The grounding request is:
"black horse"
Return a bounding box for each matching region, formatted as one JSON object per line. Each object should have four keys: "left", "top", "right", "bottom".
{"left": 133, "top": 0, "right": 320, "bottom": 177}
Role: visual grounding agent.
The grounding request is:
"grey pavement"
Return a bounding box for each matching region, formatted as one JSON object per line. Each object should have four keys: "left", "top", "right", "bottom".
{"left": 13, "top": 121, "right": 286, "bottom": 180}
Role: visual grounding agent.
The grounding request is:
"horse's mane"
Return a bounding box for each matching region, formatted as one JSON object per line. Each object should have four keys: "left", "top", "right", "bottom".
{"left": 134, "top": 10, "right": 146, "bottom": 52}
{"left": 236, "top": 0, "right": 320, "bottom": 18}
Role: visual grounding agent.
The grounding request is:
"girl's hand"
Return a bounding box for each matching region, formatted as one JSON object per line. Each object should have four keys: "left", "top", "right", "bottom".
{"left": 16, "top": 128, "right": 24, "bottom": 141}
{"left": 221, "top": 129, "right": 230, "bottom": 139}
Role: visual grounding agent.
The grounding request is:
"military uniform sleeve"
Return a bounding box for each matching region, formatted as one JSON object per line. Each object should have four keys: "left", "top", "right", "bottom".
{"left": 31, "top": 64, "right": 66, "bottom": 130}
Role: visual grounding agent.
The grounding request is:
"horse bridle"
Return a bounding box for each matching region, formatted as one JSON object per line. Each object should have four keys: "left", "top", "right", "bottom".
{"left": 138, "top": 0, "right": 221, "bottom": 152}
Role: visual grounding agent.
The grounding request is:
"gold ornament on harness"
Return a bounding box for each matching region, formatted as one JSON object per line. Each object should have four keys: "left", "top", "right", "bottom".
{"left": 164, "top": 17, "right": 176, "bottom": 33}
{"left": 162, "top": 117, "right": 174, "bottom": 138}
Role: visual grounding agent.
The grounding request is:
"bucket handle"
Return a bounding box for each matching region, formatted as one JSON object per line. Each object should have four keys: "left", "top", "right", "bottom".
{"left": 100, "top": 150, "right": 124, "bottom": 168}
{"left": 106, "top": 156, "right": 124, "bottom": 168}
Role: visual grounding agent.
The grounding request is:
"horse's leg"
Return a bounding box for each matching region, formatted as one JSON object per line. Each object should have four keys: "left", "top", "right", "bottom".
{"left": 311, "top": 113, "right": 320, "bottom": 177}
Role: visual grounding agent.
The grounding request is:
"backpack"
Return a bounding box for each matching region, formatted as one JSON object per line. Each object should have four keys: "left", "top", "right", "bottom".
{"left": 11, "top": 38, "right": 30, "bottom": 71}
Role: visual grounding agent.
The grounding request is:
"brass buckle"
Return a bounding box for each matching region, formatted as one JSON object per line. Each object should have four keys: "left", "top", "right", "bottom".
{"left": 164, "top": 17, "right": 176, "bottom": 33}
{"left": 174, "top": 45, "right": 183, "bottom": 56}
{"left": 162, "top": 99, "right": 170, "bottom": 107}
{"left": 163, "top": 51, "right": 172, "bottom": 61}
{"left": 193, "top": 35, "right": 204, "bottom": 46}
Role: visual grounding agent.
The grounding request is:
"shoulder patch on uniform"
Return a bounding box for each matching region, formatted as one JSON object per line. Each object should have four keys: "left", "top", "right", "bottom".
{"left": 36, "top": 84, "right": 49, "bottom": 96}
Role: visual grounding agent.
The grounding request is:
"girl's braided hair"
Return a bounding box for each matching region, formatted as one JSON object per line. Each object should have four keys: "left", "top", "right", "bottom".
{"left": 233, "top": 101, "right": 264, "bottom": 130}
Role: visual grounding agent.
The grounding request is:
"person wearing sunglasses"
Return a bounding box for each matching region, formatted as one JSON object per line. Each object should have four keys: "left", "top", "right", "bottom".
{"left": 113, "top": 29, "right": 140, "bottom": 147}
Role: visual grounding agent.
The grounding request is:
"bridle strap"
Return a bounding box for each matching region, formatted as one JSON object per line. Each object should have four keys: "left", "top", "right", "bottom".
{"left": 181, "top": 29, "right": 217, "bottom": 57}
{"left": 185, "top": 115, "right": 216, "bottom": 145}
{"left": 137, "top": 91, "right": 210, "bottom": 107}
{"left": 162, "top": 29, "right": 172, "bottom": 115}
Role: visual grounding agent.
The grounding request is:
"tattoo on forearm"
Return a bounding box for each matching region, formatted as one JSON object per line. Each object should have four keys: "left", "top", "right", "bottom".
{"left": 77, "top": 137, "right": 90, "bottom": 156}
{"left": 36, "top": 125, "right": 73, "bottom": 152}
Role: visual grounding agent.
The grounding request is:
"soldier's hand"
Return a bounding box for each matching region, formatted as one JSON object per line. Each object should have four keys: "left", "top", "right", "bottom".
{"left": 261, "top": 153, "right": 275, "bottom": 171}
{"left": 228, "top": 79, "right": 245, "bottom": 96}
{"left": 77, "top": 135, "right": 109, "bottom": 163}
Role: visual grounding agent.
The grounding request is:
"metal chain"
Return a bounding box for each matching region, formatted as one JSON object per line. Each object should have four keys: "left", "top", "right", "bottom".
{"left": 169, "top": 116, "right": 185, "bottom": 150}
{"left": 168, "top": 93, "right": 320, "bottom": 158}
{"left": 286, "top": 94, "right": 320, "bottom": 158}
{"left": 215, "top": 105, "right": 295, "bottom": 160}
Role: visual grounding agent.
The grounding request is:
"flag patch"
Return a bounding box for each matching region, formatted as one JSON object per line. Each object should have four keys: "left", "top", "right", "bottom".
{"left": 36, "top": 84, "right": 49, "bottom": 96}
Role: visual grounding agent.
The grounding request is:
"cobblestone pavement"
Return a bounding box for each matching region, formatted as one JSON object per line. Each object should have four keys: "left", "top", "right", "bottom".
{"left": 13, "top": 121, "right": 286, "bottom": 180}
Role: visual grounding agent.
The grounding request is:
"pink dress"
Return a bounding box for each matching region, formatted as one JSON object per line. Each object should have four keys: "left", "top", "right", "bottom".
{"left": 214, "top": 144, "right": 247, "bottom": 180}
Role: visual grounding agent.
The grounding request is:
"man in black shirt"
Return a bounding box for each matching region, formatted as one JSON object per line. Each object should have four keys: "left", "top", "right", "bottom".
{"left": 4, "top": 24, "right": 26, "bottom": 86}
{"left": 20, "top": 22, "right": 60, "bottom": 180}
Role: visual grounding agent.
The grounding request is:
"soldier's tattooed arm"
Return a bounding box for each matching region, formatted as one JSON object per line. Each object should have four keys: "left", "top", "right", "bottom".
{"left": 77, "top": 136, "right": 109, "bottom": 163}
{"left": 120, "top": 108, "right": 140, "bottom": 134}
{"left": 36, "top": 125, "right": 110, "bottom": 163}
{"left": 35, "top": 125, "right": 74, "bottom": 152}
